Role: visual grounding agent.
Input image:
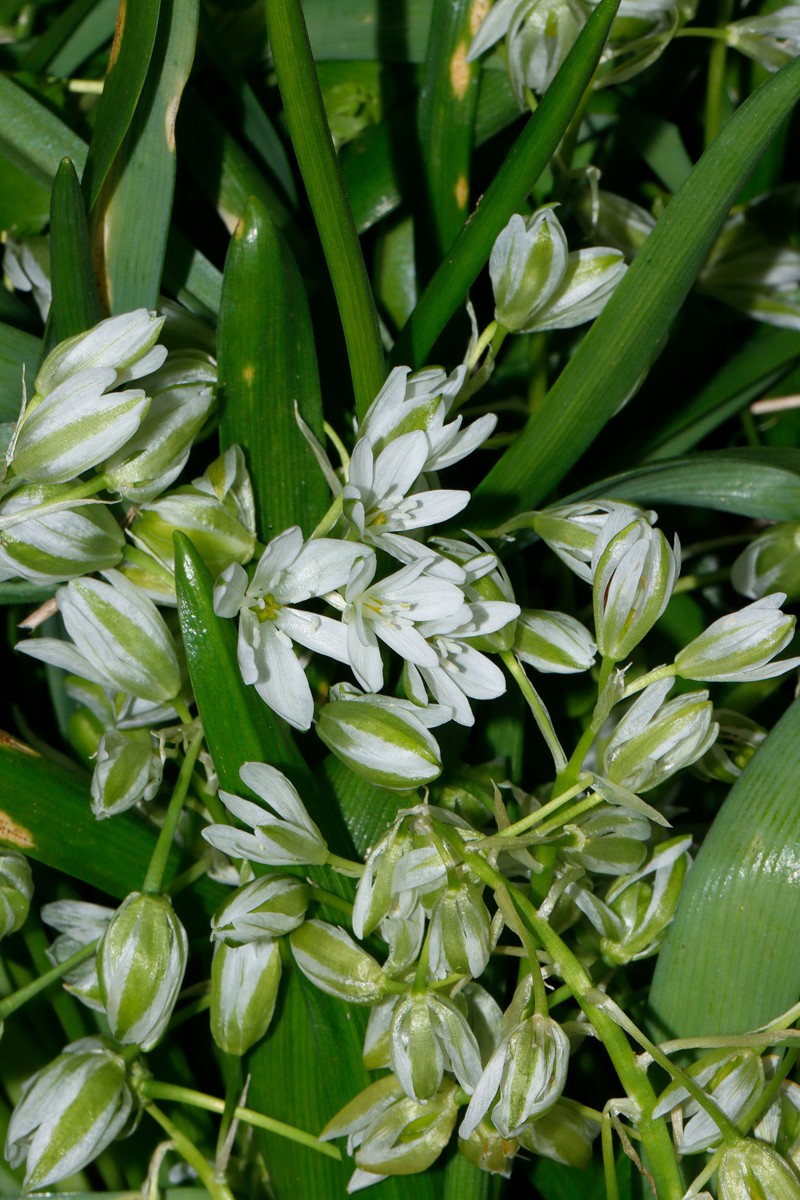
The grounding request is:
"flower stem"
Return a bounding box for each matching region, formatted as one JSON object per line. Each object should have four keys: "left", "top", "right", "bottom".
{"left": 501, "top": 650, "right": 567, "bottom": 772}
{"left": 704, "top": 0, "right": 735, "bottom": 147}
{"left": 142, "top": 728, "right": 205, "bottom": 895}
{"left": 0, "top": 938, "right": 97, "bottom": 1021}
{"left": 144, "top": 1102, "right": 236, "bottom": 1200}
{"left": 310, "top": 492, "right": 344, "bottom": 539}
{"left": 621, "top": 663, "right": 678, "bottom": 700}
{"left": 467, "top": 320, "right": 498, "bottom": 369}
{"left": 141, "top": 1081, "right": 342, "bottom": 1160}
{"left": 495, "top": 776, "right": 590, "bottom": 840}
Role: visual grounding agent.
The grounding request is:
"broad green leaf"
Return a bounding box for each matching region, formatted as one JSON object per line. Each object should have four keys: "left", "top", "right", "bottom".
{"left": 472, "top": 55, "right": 800, "bottom": 519}
{"left": 650, "top": 695, "right": 800, "bottom": 1036}
{"left": 303, "top": 0, "right": 432, "bottom": 62}
{"left": 82, "top": 0, "right": 161, "bottom": 209}
{"left": 217, "top": 198, "right": 329, "bottom": 540}
{"left": 0, "top": 153, "right": 50, "bottom": 235}
{"left": 0, "top": 323, "right": 40, "bottom": 420}
{"left": 265, "top": 0, "right": 385, "bottom": 419}
{"left": 0, "top": 732, "right": 222, "bottom": 918}
{"left": 91, "top": 0, "right": 197, "bottom": 312}
{"left": 48, "top": 156, "right": 103, "bottom": 344}
{"left": 324, "top": 755, "right": 407, "bottom": 857}
{"left": 21, "top": 0, "right": 117, "bottom": 76}
{"left": 568, "top": 448, "right": 800, "bottom": 521}
{"left": 163, "top": 229, "right": 222, "bottom": 317}
{"left": 390, "top": 0, "right": 622, "bottom": 369}
{"left": 0, "top": 75, "right": 86, "bottom": 188}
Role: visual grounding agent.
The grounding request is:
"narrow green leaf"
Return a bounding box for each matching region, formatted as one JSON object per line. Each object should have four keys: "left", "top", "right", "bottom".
{"left": 0, "top": 75, "right": 86, "bottom": 188}
{"left": 442, "top": 1149, "right": 501, "bottom": 1200}
{"left": 650, "top": 695, "right": 800, "bottom": 1036}
{"left": 218, "top": 198, "right": 329, "bottom": 539}
{"left": 0, "top": 152, "right": 50, "bottom": 235}
{"left": 417, "top": 0, "right": 481, "bottom": 258}
{"left": 264, "top": 0, "right": 385, "bottom": 419}
{"left": 0, "top": 323, "right": 40, "bottom": 420}
{"left": 621, "top": 106, "right": 693, "bottom": 193}
{"left": 568, "top": 448, "right": 800, "bottom": 521}
{"left": 163, "top": 229, "right": 222, "bottom": 316}
{"left": 48, "top": 156, "right": 103, "bottom": 343}
{"left": 21, "top": 0, "right": 116, "bottom": 76}
{"left": 390, "top": 0, "right": 622, "bottom": 369}
{"left": 303, "top": 0, "right": 432, "bottom": 62}
{"left": 0, "top": 734, "right": 222, "bottom": 918}
{"left": 91, "top": 0, "right": 197, "bottom": 313}
{"left": 472, "top": 55, "right": 800, "bottom": 519}
{"left": 82, "top": 0, "right": 161, "bottom": 209}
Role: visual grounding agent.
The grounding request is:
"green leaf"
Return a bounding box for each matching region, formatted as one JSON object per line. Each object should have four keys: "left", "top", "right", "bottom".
{"left": 82, "top": 0, "right": 161, "bottom": 210}
{"left": 0, "top": 152, "right": 50, "bottom": 236}
{"left": 21, "top": 0, "right": 117, "bottom": 76}
{"left": 621, "top": 106, "right": 693, "bottom": 194}
{"left": 0, "top": 74, "right": 86, "bottom": 188}
{"left": 0, "top": 322, "right": 40, "bottom": 421}
{"left": 650, "top": 695, "right": 800, "bottom": 1036}
{"left": 264, "top": 0, "right": 385, "bottom": 419}
{"left": 91, "top": 0, "right": 198, "bottom": 313}
{"left": 303, "top": 0, "right": 432, "bottom": 63}
{"left": 217, "top": 198, "right": 329, "bottom": 540}
{"left": 163, "top": 229, "right": 222, "bottom": 317}
{"left": 472, "top": 54, "right": 800, "bottom": 520}
{"left": 48, "top": 156, "right": 103, "bottom": 344}
{"left": 568, "top": 448, "right": 800, "bottom": 521}
{"left": 390, "top": 0, "right": 622, "bottom": 369}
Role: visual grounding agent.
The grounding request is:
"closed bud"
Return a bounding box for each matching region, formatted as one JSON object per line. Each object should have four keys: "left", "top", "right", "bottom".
{"left": 733, "top": 523, "right": 800, "bottom": 602}
{"left": 458, "top": 1118, "right": 519, "bottom": 1175}
{"left": 514, "top": 609, "right": 596, "bottom": 673}
{"left": 356, "top": 1080, "right": 459, "bottom": 1178}
{"left": 694, "top": 709, "right": 766, "bottom": 784}
{"left": 428, "top": 878, "right": 492, "bottom": 979}
{"left": 468, "top": 0, "right": 590, "bottom": 103}
{"left": 132, "top": 491, "right": 256, "bottom": 581}
{"left": 654, "top": 1049, "right": 765, "bottom": 1154}
{"left": 34, "top": 309, "right": 166, "bottom": 396}
{"left": 599, "top": 836, "right": 692, "bottom": 965}
{"left": 602, "top": 679, "right": 718, "bottom": 793}
{"left": 42, "top": 900, "right": 113, "bottom": 1011}
{"left": 593, "top": 514, "right": 679, "bottom": 661}
{"left": 210, "top": 939, "right": 281, "bottom": 1056}
{"left": 98, "top": 892, "right": 188, "bottom": 1050}
{"left": 390, "top": 991, "right": 482, "bottom": 1101}
{"left": 18, "top": 571, "right": 182, "bottom": 703}
{"left": 675, "top": 594, "right": 800, "bottom": 683}
{"left": 517, "top": 1100, "right": 599, "bottom": 1169}
{"left": 4, "top": 1037, "right": 134, "bottom": 1190}
{"left": 290, "top": 920, "right": 389, "bottom": 1004}
{"left": 116, "top": 544, "right": 179, "bottom": 606}
{"left": 211, "top": 875, "right": 309, "bottom": 944}
{"left": 533, "top": 500, "right": 655, "bottom": 584}
{"left": 460, "top": 1013, "right": 570, "bottom": 1139}
{"left": 719, "top": 1139, "right": 800, "bottom": 1200}
{"left": 0, "top": 850, "right": 33, "bottom": 938}
{"left": 90, "top": 729, "right": 163, "bottom": 819}
{"left": 0, "top": 483, "right": 123, "bottom": 585}
{"left": 317, "top": 697, "right": 442, "bottom": 791}
{"left": 560, "top": 807, "right": 651, "bottom": 875}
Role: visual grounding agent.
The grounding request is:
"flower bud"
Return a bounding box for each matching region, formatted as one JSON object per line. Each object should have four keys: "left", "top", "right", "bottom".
{"left": 719, "top": 1139, "right": 800, "bottom": 1200}
{"left": 517, "top": 1100, "right": 599, "bottom": 1168}
{"left": 390, "top": 991, "right": 482, "bottom": 1101}
{"left": 210, "top": 939, "right": 281, "bottom": 1056}
{"left": 203, "top": 762, "right": 328, "bottom": 867}
{"left": 131, "top": 490, "right": 256, "bottom": 582}
{"left": 675, "top": 594, "right": 800, "bottom": 683}
{"left": 116, "top": 544, "right": 179, "bottom": 606}
{"left": 599, "top": 836, "right": 692, "bottom": 965}
{"left": 290, "top": 919, "right": 389, "bottom": 1004}
{"left": 725, "top": 8, "right": 800, "bottom": 73}
{"left": 733, "top": 523, "right": 800, "bottom": 602}
{"left": 514, "top": 609, "right": 596, "bottom": 673}
{"left": 575, "top": 186, "right": 656, "bottom": 260}
{"left": 102, "top": 351, "right": 215, "bottom": 502}
{"left": 602, "top": 679, "right": 718, "bottom": 793}
{"left": 317, "top": 697, "right": 442, "bottom": 790}
{"left": 468, "top": 0, "right": 590, "bottom": 104}
{"left": 34, "top": 309, "right": 166, "bottom": 396}
{"left": 654, "top": 1049, "right": 765, "bottom": 1154}
{"left": 428, "top": 878, "right": 492, "bottom": 979}
{"left": 560, "top": 807, "right": 651, "bottom": 875}
{"left": 694, "top": 709, "right": 766, "bottom": 784}
{"left": 593, "top": 514, "right": 679, "bottom": 661}
{"left": 4, "top": 1037, "right": 134, "bottom": 1190}
{"left": 460, "top": 1013, "right": 570, "bottom": 1139}
{"left": 490, "top": 209, "right": 568, "bottom": 332}
{"left": 533, "top": 500, "right": 655, "bottom": 583}
{"left": 0, "top": 482, "right": 123, "bottom": 585}
{"left": 42, "top": 900, "right": 114, "bottom": 1011}
{"left": 98, "top": 892, "right": 188, "bottom": 1049}
{"left": 0, "top": 850, "right": 33, "bottom": 939}
{"left": 211, "top": 875, "right": 309, "bottom": 944}
{"left": 90, "top": 729, "right": 163, "bottom": 819}
{"left": 458, "top": 1118, "right": 519, "bottom": 1176}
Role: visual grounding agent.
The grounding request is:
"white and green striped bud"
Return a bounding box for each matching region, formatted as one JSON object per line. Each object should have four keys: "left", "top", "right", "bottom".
{"left": 390, "top": 991, "right": 482, "bottom": 1101}
{"left": 0, "top": 483, "right": 123, "bottom": 585}
{"left": 654, "top": 1049, "right": 766, "bottom": 1154}
{"left": 210, "top": 875, "right": 309, "bottom": 944}
{"left": 316, "top": 696, "right": 442, "bottom": 790}
{"left": 532, "top": 500, "right": 655, "bottom": 584}
{"left": 719, "top": 1139, "right": 800, "bottom": 1200}
{"left": 19, "top": 571, "right": 182, "bottom": 703}
{"left": 675, "top": 594, "right": 800, "bottom": 683}
{"left": 42, "top": 900, "right": 114, "bottom": 1011}
{"left": 518, "top": 1100, "right": 599, "bottom": 1169}
{"left": 732, "top": 523, "right": 800, "bottom": 602}
{"left": 116, "top": 544, "right": 179, "bottom": 606}
{"left": 4, "top": 1036, "right": 134, "bottom": 1190}
{"left": 428, "top": 878, "right": 492, "bottom": 979}
{"left": 0, "top": 850, "right": 33, "bottom": 939}
{"left": 694, "top": 709, "right": 766, "bottom": 784}
{"left": 460, "top": 1013, "right": 570, "bottom": 1139}
{"left": 34, "top": 309, "right": 165, "bottom": 396}
{"left": 102, "top": 351, "right": 215, "bottom": 502}
{"left": 602, "top": 679, "right": 718, "bottom": 793}
{"left": 514, "top": 609, "right": 596, "bottom": 674}
{"left": 290, "top": 919, "right": 390, "bottom": 1004}
{"left": 203, "top": 762, "right": 328, "bottom": 868}
{"left": 98, "top": 892, "right": 187, "bottom": 1050}
{"left": 90, "top": 729, "right": 163, "bottom": 819}
{"left": 131, "top": 491, "right": 256, "bottom": 581}
{"left": 491, "top": 209, "right": 568, "bottom": 333}
{"left": 210, "top": 939, "right": 281, "bottom": 1056}
{"left": 593, "top": 514, "right": 680, "bottom": 661}
{"left": 598, "top": 836, "right": 692, "bottom": 965}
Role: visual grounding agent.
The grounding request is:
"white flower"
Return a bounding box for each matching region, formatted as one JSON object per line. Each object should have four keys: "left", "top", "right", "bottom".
{"left": 468, "top": 0, "right": 591, "bottom": 104}
{"left": 214, "top": 526, "right": 363, "bottom": 730}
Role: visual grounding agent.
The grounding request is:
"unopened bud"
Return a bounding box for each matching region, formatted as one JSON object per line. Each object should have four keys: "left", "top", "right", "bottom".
{"left": 91, "top": 729, "right": 162, "bottom": 819}
{"left": 719, "top": 1139, "right": 800, "bottom": 1200}
{"left": 317, "top": 697, "right": 442, "bottom": 790}
{"left": 732, "top": 523, "right": 800, "bottom": 602}
{"left": 533, "top": 500, "right": 655, "bottom": 584}
{"left": 514, "top": 609, "right": 596, "bottom": 673}
{"left": 654, "top": 1049, "right": 765, "bottom": 1154}
{"left": 428, "top": 878, "right": 492, "bottom": 979}
{"left": 602, "top": 679, "right": 717, "bottom": 793}
{"left": 518, "top": 1100, "right": 599, "bottom": 1169}
{"left": 42, "top": 900, "right": 113, "bottom": 1011}
{"left": 210, "top": 939, "right": 281, "bottom": 1056}
{"left": 694, "top": 709, "right": 766, "bottom": 784}
{"left": 675, "top": 594, "right": 800, "bottom": 683}
{"left": 390, "top": 991, "right": 482, "bottom": 1101}
{"left": 0, "top": 482, "right": 123, "bottom": 585}
{"left": 290, "top": 919, "right": 389, "bottom": 1004}
{"left": 0, "top": 850, "right": 32, "bottom": 938}
{"left": 593, "top": 514, "right": 679, "bottom": 661}
{"left": 203, "top": 762, "right": 328, "bottom": 867}
{"left": 211, "top": 875, "right": 309, "bottom": 944}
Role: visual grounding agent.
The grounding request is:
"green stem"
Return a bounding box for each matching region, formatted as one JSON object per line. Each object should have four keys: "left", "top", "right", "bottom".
{"left": 534, "top": 792, "right": 603, "bottom": 838}
{"left": 142, "top": 1081, "right": 342, "bottom": 1160}
{"left": 437, "top": 826, "right": 684, "bottom": 1200}
{"left": 0, "top": 938, "right": 97, "bottom": 1021}
{"left": 142, "top": 728, "right": 205, "bottom": 895}
{"left": 704, "top": 0, "right": 735, "bottom": 147}
{"left": 737, "top": 1046, "right": 799, "bottom": 1135}
{"left": 501, "top": 650, "right": 567, "bottom": 772}
{"left": 326, "top": 851, "right": 364, "bottom": 878}
{"left": 675, "top": 26, "right": 731, "bottom": 41}
{"left": 495, "top": 777, "right": 590, "bottom": 839}
{"left": 602, "top": 1109, "right": 621, "bottom": 1200}
{"left": 621, "top": 663, "right": 678, "bottom": 700}
{"left": 310, "top": 492, "right": 344, "bottom": 539}
{"left": 144, "top": 1102, "right": 236, "bottom": 1200}
{"left": 264, "top": 0, "right": 384, "bottom": 419}
{"left": 467, "top": 320, "right": 498, "bottom": 370}
{"left": 309, "top": 887, "right": 355, "bottom": 918}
